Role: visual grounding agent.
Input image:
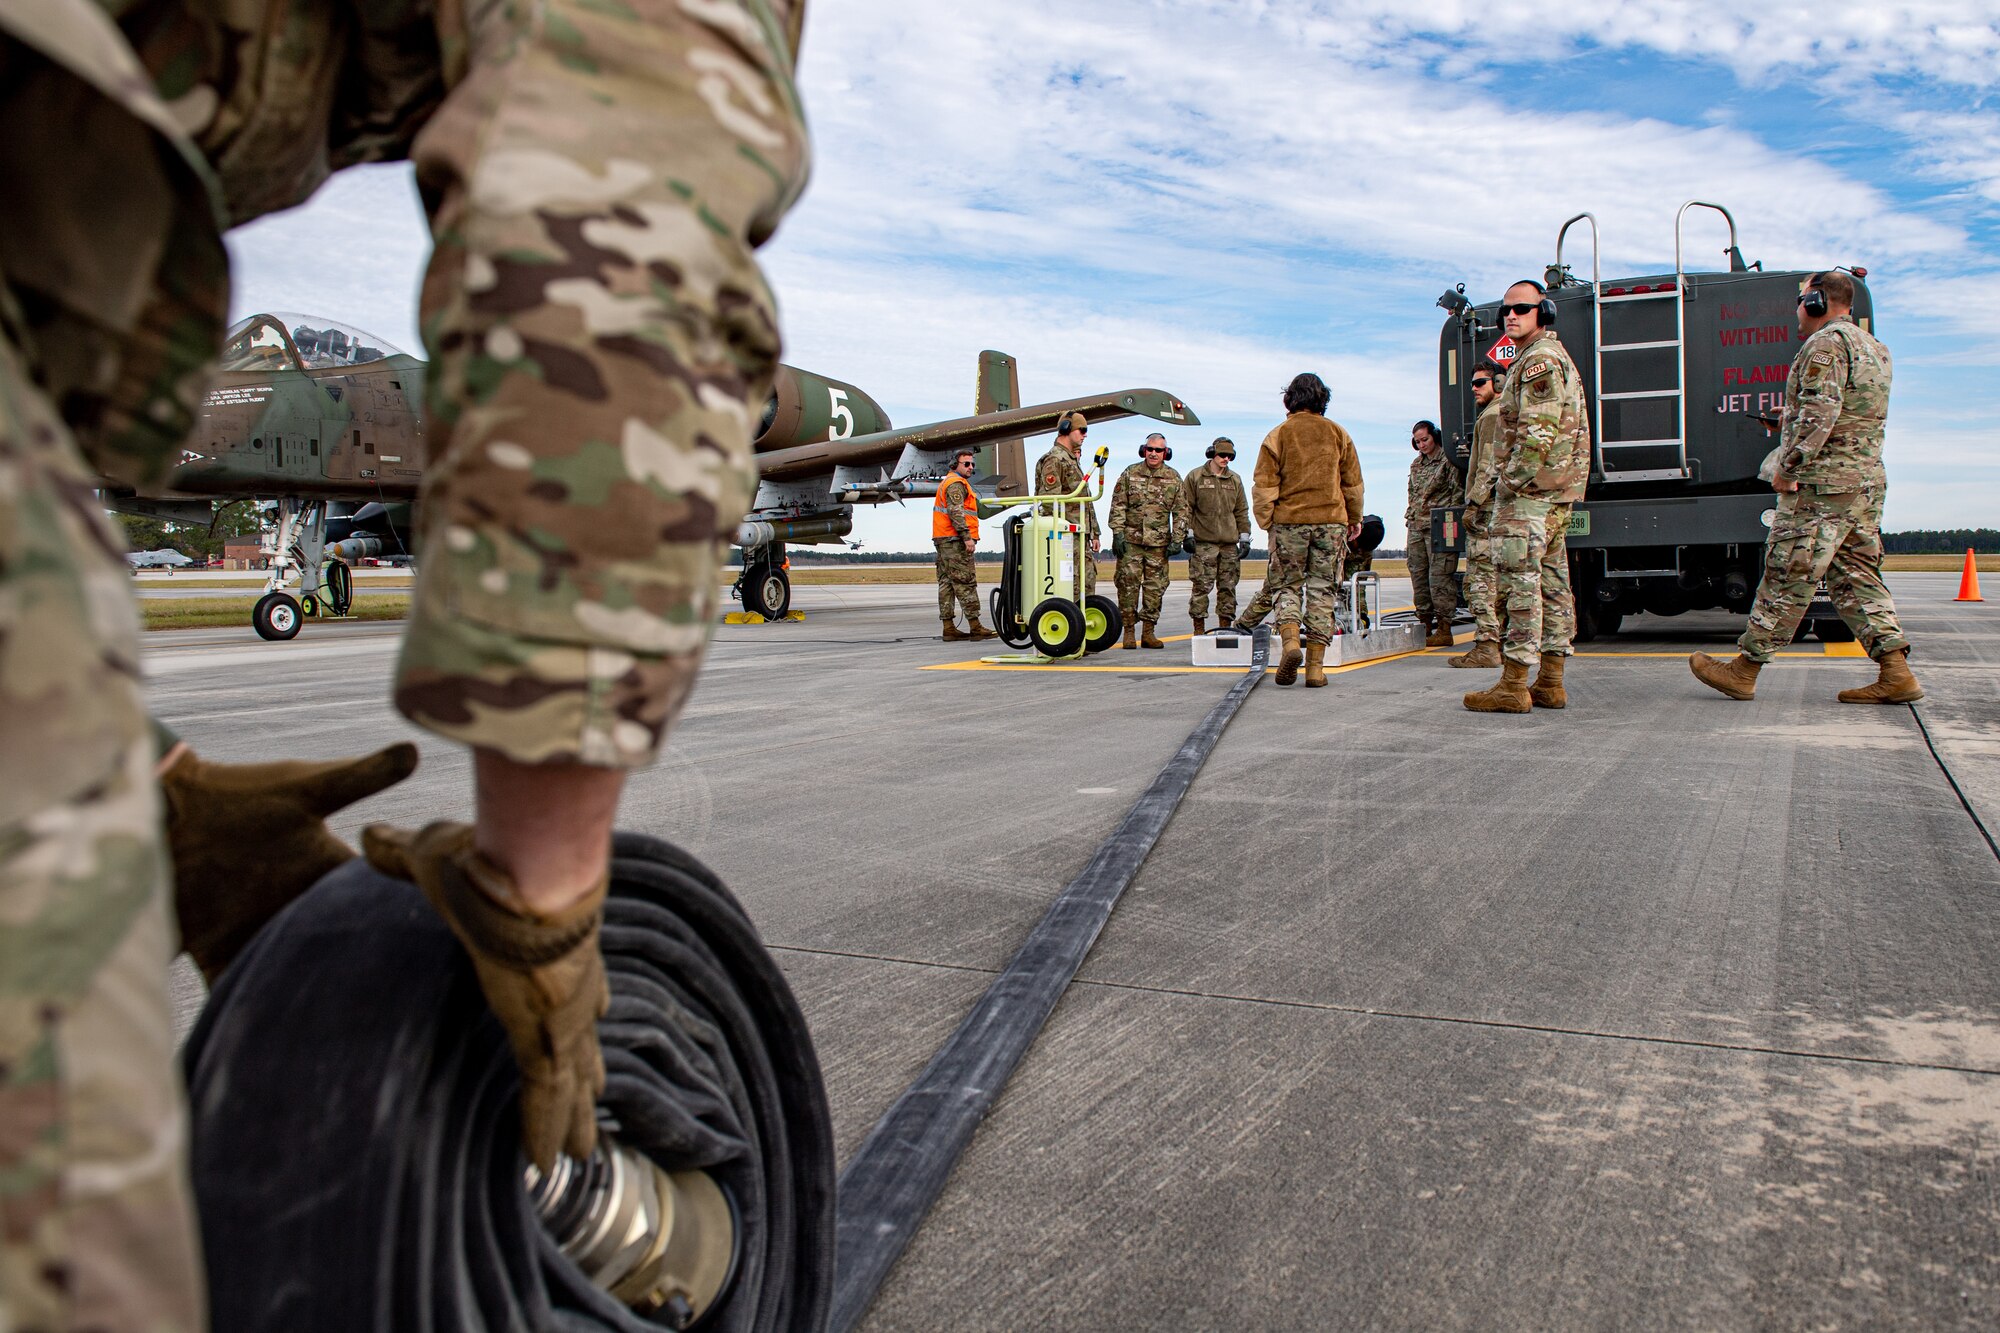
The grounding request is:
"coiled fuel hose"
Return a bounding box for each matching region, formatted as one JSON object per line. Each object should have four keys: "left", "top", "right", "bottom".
{"left": 184, "top": 833, "right": 835, "bottom": 1332}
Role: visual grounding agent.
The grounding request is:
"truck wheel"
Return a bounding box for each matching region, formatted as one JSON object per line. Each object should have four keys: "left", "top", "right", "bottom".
{"left": 1814, "top": 617, "right": 1856, "bottom": 643}
{"left": 1027, "top": 597, "right": 1086, "bottom": 658}
{"left": 1082, "top": 594, "right": 1122, "bottom": 653}
{"left": 252, "top": 592, "right": 303, "bottom": 641}
{"left": 1593, "top": 607, "right": 1623, "bottom": 638}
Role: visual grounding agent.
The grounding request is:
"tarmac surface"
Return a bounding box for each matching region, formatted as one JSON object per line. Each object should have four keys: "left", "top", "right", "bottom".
{"left": 147, "top": 572, "right": 2000, "bottom": 1330}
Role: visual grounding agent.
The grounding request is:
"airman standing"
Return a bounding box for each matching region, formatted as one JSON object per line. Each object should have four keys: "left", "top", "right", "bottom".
{"left": 1183, "top": 437, "right": 1251, "bottom": 634}
{"left": 933, "top": 449, "right": 995, "bottom": 641}
{"left": 1448, "top": 364, "right": 1507, "bottom": 668}
{"left": 1464, "top": 281, "right": 1588, "bottom": 714}
{"left": 1110, "top": 433, "right": 1190, "bottom": 648}
{"left": 1035, "top": 412, "right": 1100, "bottom": 594}
{"left": 1690, "top": 270, "right": 1919, "bottom": 703}
{"left": 1406, "top": 419, "right": 1461, "bottom": 647}
{"left": 1233, "top": 374, "right": 1365, "bottom": 687}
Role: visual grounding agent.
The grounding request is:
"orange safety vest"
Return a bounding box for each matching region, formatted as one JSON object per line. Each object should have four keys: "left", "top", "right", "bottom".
{"left": 932, "top": 473, "right": 979, "bottom": 540}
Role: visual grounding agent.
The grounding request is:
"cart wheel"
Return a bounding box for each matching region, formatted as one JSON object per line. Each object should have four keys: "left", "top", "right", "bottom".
{"left": 1082, "top": 594, "right": 1122, "bottom": 654}
{"left": 1814, "top": 617, "right": 1856, "bottom": 643}
{"left": 1027, "top": 597, "right": 1086, "bottom": 658}
{"left": 252, "top": 592, "right": 303, "bottom": 641}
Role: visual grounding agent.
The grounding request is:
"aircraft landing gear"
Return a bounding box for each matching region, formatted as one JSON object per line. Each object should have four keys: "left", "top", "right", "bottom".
{"left": 737, "top": 544, "right": 791, "bottom": 620}
{"left": 253, "top": 591, "right": 303, "bottom": 641}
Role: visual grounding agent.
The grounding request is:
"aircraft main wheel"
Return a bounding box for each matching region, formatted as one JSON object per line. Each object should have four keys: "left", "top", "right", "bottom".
{"left": 1814, "top": 617, "right": 1856, "bottom": 643}
{"left": 253, "top": 592, "right": 303, "bottom": 641}
{"left": 1027, "top": 597, "right": 1085, "bottom": 658}
{"left": 1082, "top": 594, "right": 1122, "bottom": 654}
{"left": 743, "top": 563, "right": 790, "bottom": 620}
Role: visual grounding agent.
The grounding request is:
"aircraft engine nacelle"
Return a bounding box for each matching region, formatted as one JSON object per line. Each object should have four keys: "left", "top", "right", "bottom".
{"left": 754, "top": 366, "right": 891, "bottom": 454}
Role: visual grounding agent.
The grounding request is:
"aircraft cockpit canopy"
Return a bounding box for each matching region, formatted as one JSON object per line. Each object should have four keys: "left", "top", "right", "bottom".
{"left": 219, "top": 313, "right": 407, "bottom": 373}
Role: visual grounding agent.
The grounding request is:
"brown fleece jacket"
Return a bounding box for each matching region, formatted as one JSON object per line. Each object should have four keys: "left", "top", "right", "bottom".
{"left": 1251, "top": 412, "right": 1364, "bottom": 528}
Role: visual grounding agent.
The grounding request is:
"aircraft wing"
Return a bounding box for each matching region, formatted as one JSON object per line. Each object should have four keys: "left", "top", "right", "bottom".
{"left": 752, "top": 388, "right": 1199, "bottom": 483}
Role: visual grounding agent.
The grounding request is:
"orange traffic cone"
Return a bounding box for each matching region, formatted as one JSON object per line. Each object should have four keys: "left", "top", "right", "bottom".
{"left": 1956, "top": 548, "right": 1984, "bottom": 602}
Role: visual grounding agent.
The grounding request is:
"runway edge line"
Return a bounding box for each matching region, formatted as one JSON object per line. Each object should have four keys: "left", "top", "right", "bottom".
{"left": 827, "top": 627, "right": 1272, "bottom": 1331}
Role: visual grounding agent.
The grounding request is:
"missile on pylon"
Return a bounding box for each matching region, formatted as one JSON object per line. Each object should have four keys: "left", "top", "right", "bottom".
{"left": 735, "top": 513, "right": 854, "bottom": 551}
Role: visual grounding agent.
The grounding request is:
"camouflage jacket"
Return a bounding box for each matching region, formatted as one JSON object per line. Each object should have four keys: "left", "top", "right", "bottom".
{"left": 1183, "top": 464, "right": 1249, "bottom": 543}
{"left": 1404, "top": 449, "right": 1458, "bottom": 528}
{"left": 1464, "top": 399, "right": 1504, "bottom": 509}
{"left": 1497, "top": 328, "right": 1588, "bottom": 503}
{"left": 1777, "top": 316, "right": 1891, "bottom": 492}
{"left": 1035, "top": 443, "right": 1097, "bottom": 537}
{"left": 1109, "top": 461, "right": 1188, "bottom": 547}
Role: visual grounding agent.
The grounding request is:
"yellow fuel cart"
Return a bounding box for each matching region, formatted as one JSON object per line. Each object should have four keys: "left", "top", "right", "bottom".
{"left": 985, "top": 446, "right": 1123, "bottom": 659}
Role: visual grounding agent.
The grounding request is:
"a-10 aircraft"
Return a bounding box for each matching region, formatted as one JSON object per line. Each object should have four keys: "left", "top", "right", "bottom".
{"left": 105, "top": 312, "right": 1200, "bottom": 638}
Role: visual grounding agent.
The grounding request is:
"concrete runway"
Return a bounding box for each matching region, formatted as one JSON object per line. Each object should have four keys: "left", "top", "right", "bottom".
{"left": 147, "top": 573, "right": 2000, "bottom": 1329}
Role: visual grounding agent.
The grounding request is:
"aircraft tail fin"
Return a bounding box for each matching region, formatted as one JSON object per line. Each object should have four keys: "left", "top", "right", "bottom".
{"left": 974, "top": 350, "right": 1029, "bottom": 497}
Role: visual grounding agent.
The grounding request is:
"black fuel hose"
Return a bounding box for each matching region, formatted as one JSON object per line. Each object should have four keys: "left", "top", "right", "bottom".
{"left": 183, "top": 832, "right": 835, "bottom": 1332}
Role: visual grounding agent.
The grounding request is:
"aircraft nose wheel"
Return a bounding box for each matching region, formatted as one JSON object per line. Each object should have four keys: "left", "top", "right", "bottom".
{"left": 741, "top": 560, "right": 791, "bottom": 620}
{"left": 253, "top": 591, "right": 303, "bottom": 641}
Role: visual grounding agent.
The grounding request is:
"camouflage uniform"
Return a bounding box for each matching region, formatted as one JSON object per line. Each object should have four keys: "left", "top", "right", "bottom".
{"left": 1492, "top": 329, "right": 1589, "bottom": 666}
{"left": 1184, "top": 462, "right": 1248, "bottom": 624}
{"left": 1738, "top": 315, "right": 1905, "bottom": 663}
{"left": 1462, "top": 399, "right": 1505, "bottom": 642}
{"left": 1240, "top": 525, "right": 1348, "bottom": 644}
{"left": 1034, "top": 443, "right": 1097, "bottom": 593}
{"left": 1108, "top": 460, "right": 1188, "bottom": 625}
{"left": 1405, "top": 448, "right": 1460, "bottom": 624}
{"left": 0, "top": 0, "right": 808, "bottom": 1323}
{"left": 933, "top": 477, "right": 980, "bottom": 624}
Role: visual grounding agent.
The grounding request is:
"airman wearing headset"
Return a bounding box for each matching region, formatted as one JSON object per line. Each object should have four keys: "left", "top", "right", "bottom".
{"left": 1464, "top": 279, "right": 1589, "bottom": 714}
{"left": 1034, "top": 411, "right": 1100, "bottom": 593}
{"left": 1182, "top": 437, "right": 1251, "bottom": 634}
{"left": 1691, "top": 269, "right": 1919, "bottom": 705}
{"left": 1108, "top": 432, "right": 1190, "bottom": 647}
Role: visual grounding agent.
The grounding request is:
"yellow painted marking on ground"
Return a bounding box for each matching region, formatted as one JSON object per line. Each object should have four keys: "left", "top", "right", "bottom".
{"left": 1823, "top": 640, "right": 1868, "bottom": 657}
{"left": 921, "top": 660, "right": 1245, "bottom": 674}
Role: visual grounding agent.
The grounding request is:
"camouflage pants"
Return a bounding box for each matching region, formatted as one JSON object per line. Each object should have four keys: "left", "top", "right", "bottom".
{"left": 1738, "top": 487, "right": 1908, "bottom": 663}
{"left": 934, "top": 537, "right": 980, "bottom": 623}
{"left": 0, "top": 337, "right": 205, "bottom": 1332}
{"left": 1493, "top": 495, "right": 1574, "bottom": 665}
{"left": 1240, "top": 523, "right": 1347, "bottom": 644}
{"left": 1460, "top": 503, "right": 1500, "bottom": 641}
{"left": 1406, "top": 516, "right": 1459, "bottom": 623}
{"left": 1188, "top": 540, "right": 1241, "bottom": 623}
{"left": 1116, "top": 542, "right": 1170, "bottom": 624}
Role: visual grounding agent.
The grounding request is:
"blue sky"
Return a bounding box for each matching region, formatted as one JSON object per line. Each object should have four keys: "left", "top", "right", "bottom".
{"left": 228, "top": 1, "right": 2000, "bottom": 550}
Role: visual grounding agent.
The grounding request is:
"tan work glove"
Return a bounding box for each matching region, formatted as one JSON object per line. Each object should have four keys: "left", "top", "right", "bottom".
{"left": 362, "top": 822, "right": 609, "bottom": 1170}
{"left": 161, "top": 742, "right": 419, "bottom": 982}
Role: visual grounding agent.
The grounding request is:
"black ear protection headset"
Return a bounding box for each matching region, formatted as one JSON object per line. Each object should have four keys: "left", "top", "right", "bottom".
{"left": 1057, "top": 413, "right": 1075, "bottom": 436}
{"left": 1520, "top": 278, "right": 1558, "bottom": 327}
{"left": 1799, "top": 279, "right": 1829, "bottom": 319}
{"left": 1205, "top": 437, "right": 1235, "bottom": 460}
{"left": 1141, "top": 438, "right": 1172, "bottom": 461}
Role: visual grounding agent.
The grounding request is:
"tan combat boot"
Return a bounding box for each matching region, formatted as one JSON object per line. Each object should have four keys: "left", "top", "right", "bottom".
{"left": 1191, "top": 616, "right": 1206, "bottom": 636}
{"left": 1275, "top": 622, "right": 1304, "bottom": 686}
{"left": 1463, "top": 659, "right": 1532, "bottom": 713}
{"left": 1121, "top": 622, "right": 1137, "bottom": 650}
{"left": 942, "top": 621, "right": 969, "bottom": 641}
{"left": 1837, "top": 647, "right": 1924, "bottom": 704}
{"left": 1448, "top": 639, "right": 1501, "bottom": 669}
{"left": 1141, "top": 622, "right": 1164, "bottom": 649}
{"left": 968, "top": 621, "right": 998, "bottom": 641}
{"left": 1689, "top": 651, "right": 1761, "bottom": 700}
{"left": 1528, "top": 651, "right": 1568, "bottom": 709}
{"left": 1425, "top": 621, "right": 1456, "bottom": 649}
{"left": 1303, "top": 640, "right": 1328, "bottom": 687}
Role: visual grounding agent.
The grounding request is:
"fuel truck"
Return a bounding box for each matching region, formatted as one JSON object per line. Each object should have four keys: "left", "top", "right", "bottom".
{"left": 1433, "top": 201, "right": 1871, "bottom": 641}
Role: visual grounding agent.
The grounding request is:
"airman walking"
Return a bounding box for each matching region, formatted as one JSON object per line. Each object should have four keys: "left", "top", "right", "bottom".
{"left": 1464, "top": 281, "right": 1588, "bottom": 714}
{"left": 1690, "top": 270, "right": 1920, "bottom": 703}
{"left": 1448, "top": 364, "right": 1506, "bottom": 668}
{"left": 1110, "top": 433, "right": 1190, "bottom": 648}
{"left": 1183, "top": 437, "right": 1251, "bottom": 634}
{"left": 1233, "top": 374, "right": 1365, "bottom": 688}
